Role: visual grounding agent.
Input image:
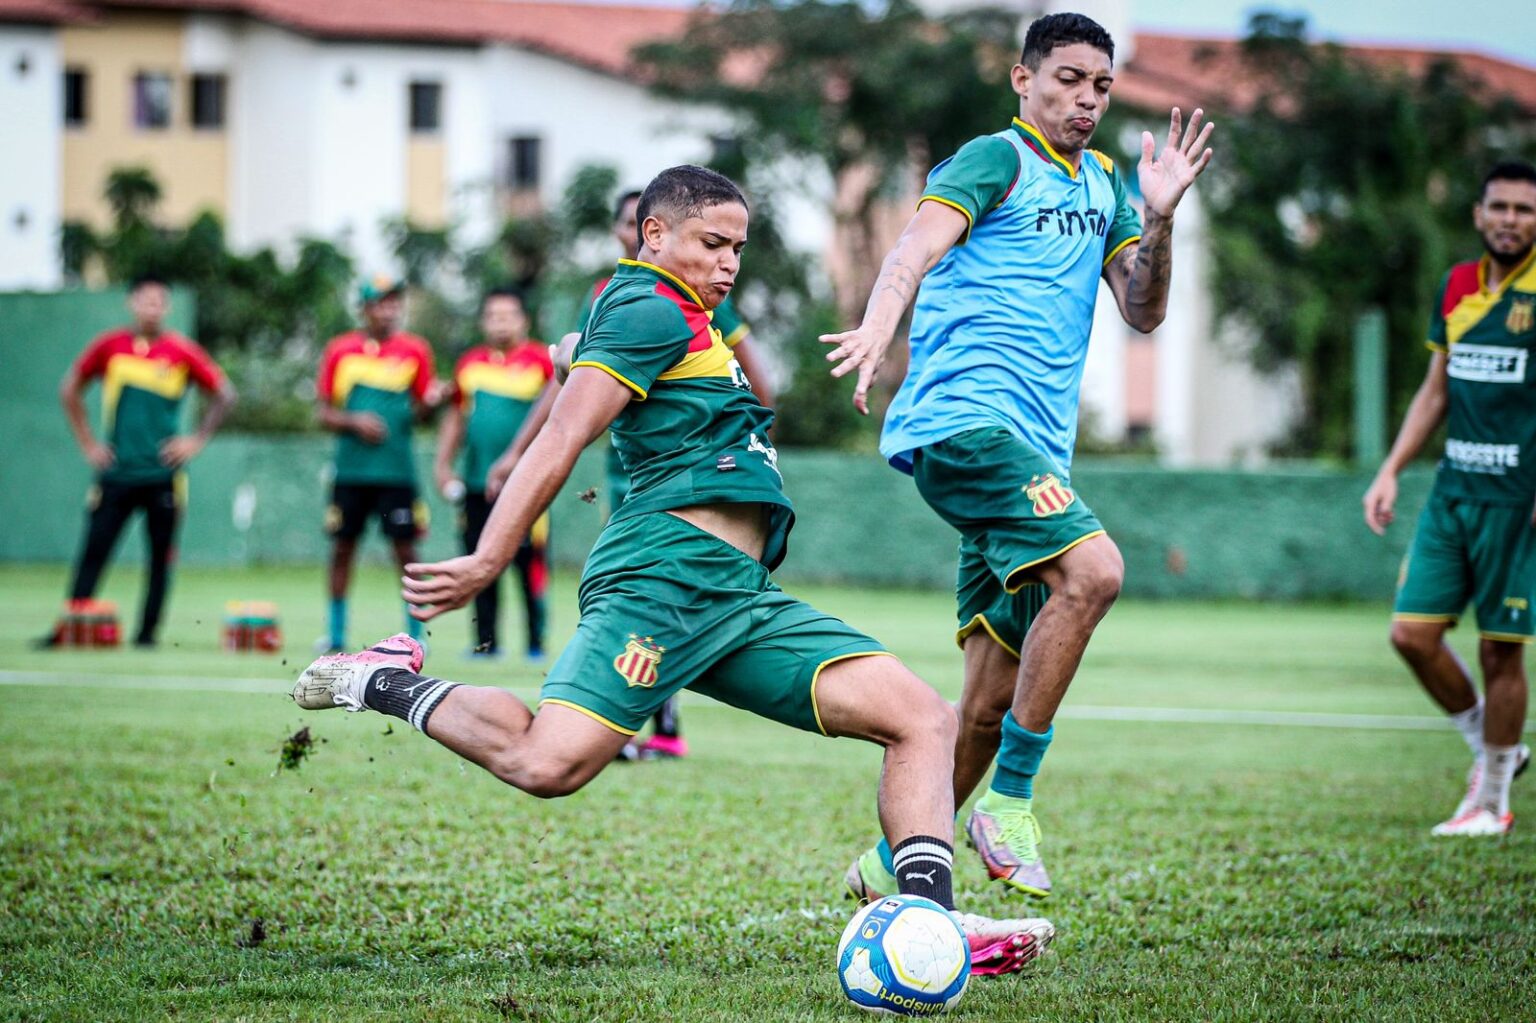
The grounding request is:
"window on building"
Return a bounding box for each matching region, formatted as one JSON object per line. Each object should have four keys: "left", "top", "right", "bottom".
{"left": 63, "top": 68, "right": 88, "bottom": 127}
{"left": 190, "top": 73, "right": 226, "bottom": 129}
{"left": 409, "top": 81, "right": 442, "bottom": 133}
{"left": 508, "top": 136, "right": 541, "bottom": 191}
{"left": 133, "top": 72, "right": 172, "bottom": 129}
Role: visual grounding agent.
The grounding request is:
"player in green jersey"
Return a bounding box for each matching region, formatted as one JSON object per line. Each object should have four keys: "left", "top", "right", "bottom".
{"left": 315, "top": 277, "right": 441, "bottom": 652}
{"left": 290, "top": 166, "right": 1053, "bottom": 974}
{"left": 434, "top": 288, "right": 554, "bottom": 661}
{"left": 1365, "top": 160, "right": 1536, "bottom": 837}
{"left": 41, "top": 275, "right": 237, "bottom": 649}
{"left": 490, "top": 187, "right": 777, "bottom": 760}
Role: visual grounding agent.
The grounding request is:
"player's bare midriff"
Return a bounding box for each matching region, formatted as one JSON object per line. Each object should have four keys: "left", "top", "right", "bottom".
{"left": 666, "top": 502, "right": 768, "bottom": 562}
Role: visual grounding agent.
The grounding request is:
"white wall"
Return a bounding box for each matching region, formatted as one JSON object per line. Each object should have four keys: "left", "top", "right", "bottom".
{"left": 0, "top": 25, "right": 62, "bottom": 288}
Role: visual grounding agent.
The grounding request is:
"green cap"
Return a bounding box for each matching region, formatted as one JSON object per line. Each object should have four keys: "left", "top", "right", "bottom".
{"left": 358, "top": 274, "right": 404, "bottom": 304}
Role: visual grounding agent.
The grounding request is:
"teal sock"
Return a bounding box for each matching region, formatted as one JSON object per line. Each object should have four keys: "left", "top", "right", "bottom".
{"left": 991, "top": 713, "right": 1052, "bottom": 799}
{"left": 327, "top": 598, "right": 347, "bottom": 650}
{"left": 404, "top": 605, "right": 424, "bottom": 642}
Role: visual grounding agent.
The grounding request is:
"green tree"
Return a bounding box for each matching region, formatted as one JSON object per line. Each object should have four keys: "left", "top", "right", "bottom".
{"left": 1204, "top": 13, "right": 1536, "bottom": 458}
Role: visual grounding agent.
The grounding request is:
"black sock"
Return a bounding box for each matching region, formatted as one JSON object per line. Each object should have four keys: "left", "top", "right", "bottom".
{"left": 363, "top": 668, "right": 460, "bottom": 733}
{"left": 891, "top": 835, "right": 955, "bottom": 910}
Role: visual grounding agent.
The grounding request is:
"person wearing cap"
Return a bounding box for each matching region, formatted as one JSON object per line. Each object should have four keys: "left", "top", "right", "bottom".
{"left": 315, "top": 275, "right": 440, "bottom": 652}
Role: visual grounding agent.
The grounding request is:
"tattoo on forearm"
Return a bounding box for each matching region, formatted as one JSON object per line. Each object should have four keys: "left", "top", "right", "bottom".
{"left": 872, "top": 252, "right": 921, "bottom": 311}
{"left": 1125, "top": 224, "right": 1173, "bottom": 327}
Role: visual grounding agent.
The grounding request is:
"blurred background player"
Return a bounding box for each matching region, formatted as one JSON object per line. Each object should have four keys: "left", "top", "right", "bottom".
{"left": 434, "top": 287, "right": 554, "bottom": 661}
{"left": 824, "top": 13, "right": 1212, "bottom": 899}
{"left": 1363, "top": 159, "right": 1536, "bottom": 837}
{"left": 316, "top": 276, "right": 440, "bottom": 653}
{"left": 491, "top": 187, "right": 777, "bottom": 760}
{"left": 38, "top": 275, "right": 236, "bottom": 649}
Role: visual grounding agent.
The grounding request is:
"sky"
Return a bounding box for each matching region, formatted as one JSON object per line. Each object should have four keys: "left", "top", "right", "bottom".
{"left": 1133, "top": 0, "right": 1536, "bottom": 65}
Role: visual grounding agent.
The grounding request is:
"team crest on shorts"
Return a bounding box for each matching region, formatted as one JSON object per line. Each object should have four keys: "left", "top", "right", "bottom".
{"left": 613, "top": 634, "right": 666, "bottom": 688}
{"left": 1507, "top": 298, "right": 1534, "bottom": 336}
{"left": 1023, "top": 473, "right": 1075, "bottom": 517}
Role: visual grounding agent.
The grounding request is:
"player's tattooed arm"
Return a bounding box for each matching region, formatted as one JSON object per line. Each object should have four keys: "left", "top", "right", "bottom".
{"left": 821, "top": 201, "right": 968, "bottom": 414}
{"left": 1108, "top": 107, "right": 1215, "bottom": 332}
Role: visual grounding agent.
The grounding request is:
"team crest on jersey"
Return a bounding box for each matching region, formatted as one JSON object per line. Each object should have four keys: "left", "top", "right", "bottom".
{"left": 1023, "top": 473, "right": 1075, "bottom": 517}
{"left": 1508, "top": 298, "right": 1535, "bottom": 335}
{"left": 613, "top": 634, "right": 666, "bottom": 688}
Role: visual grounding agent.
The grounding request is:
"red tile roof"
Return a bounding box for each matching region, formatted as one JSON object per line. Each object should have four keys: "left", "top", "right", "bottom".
{"left": 1116, "top": 32, "right": 1536, "bottom": 115}
{"left": 0, "top": 0, "right": 96, "bottom": 24}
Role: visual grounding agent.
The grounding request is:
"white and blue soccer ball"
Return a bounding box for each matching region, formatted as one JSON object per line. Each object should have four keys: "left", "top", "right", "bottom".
{"left": 836, "top": 894, "right": 971, "bottom": 1016}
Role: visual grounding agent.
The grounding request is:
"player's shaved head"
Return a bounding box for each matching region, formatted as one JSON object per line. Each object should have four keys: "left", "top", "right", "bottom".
{"left": 635, "top": 166, "right": 748, "bottom": 251}
{"left": 1020, "top": 12, "right": 1114, "bottom": 69}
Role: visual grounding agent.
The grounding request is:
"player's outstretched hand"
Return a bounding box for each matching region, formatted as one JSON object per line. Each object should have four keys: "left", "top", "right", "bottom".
{"left": 159, "top": 435, "right": 204, "bottom": 468}
{"left": 1362, "top": 473, "right": 1397, "bottom": 536}
{"left": 820, "top": 325, "right": 887, "bottom": 416}
{"left": 403, "top": 555, "right": 499, "bottom": 621}
{"left": 1139, "top": 107, "right": 1216, "bottom": 219}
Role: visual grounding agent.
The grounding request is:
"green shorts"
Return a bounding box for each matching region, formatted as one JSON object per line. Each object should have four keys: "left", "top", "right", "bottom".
{"left": 540, "top": 511, "right": 889, "bottom": 734}
{"left": 913, "top": 427, "right": 1102, "bottom": 655}
{"left": 1395, "top": 490, "right": 1536, "bottom": 643}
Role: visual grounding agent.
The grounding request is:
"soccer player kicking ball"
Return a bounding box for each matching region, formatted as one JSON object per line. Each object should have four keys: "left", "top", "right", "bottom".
{"left": 292, "top": 166, "right": 1051, "bottom": 974}
{"left": 823, "top": 13, "right": 1213, "bottom": 900}
{"left": 1363, "top": 160, "right": 1536, "bottom": 837}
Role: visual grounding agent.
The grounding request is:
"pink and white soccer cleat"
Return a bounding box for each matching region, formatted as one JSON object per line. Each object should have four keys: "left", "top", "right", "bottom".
{"left": 292, "top": 634, "right": 424, "bottom": 711}
{"left": 951, "top": 912, "right": 1055, "bottom": 975}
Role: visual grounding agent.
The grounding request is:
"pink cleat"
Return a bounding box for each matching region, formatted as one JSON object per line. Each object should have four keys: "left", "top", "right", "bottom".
{"left": 639, "top": 734, "right": 689, "bottom": 759}
{"left": 291, "top": 634, "right": 424, "bottom": 711}
{"left": 951, "top": 912, "right": 1055, "bottom": 975}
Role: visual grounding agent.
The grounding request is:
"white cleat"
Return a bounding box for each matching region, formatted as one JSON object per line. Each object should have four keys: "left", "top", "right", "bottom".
{"left": 951, "top": 911, "right": 1055, "bottom": 975}
{"left": 1431, "top": 807, "right": 1513, "bottom": 837}
{"left": 1446, "top": 744, "right": 1529, "bottom": 822}
{"left": 292, "top": 634, "right": 424, "bottom": 711}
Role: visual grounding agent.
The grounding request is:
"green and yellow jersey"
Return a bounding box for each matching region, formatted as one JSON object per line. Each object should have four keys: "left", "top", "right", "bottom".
{"left": 579, "top": 275, "right": 752, "bottom": 490}
{"left": 573, "top": 259, "right": 792, "bottom": 567}
{"left": 317, "top": 331, "right": 435, "bottom": 486}
{"left": 72, "top": 329, "right": 226, "bottom": 485}
{"left": 450, "top": 341, "right": 554, "bottom": 492}
{"left": 1427, "top": 251, "right": 1536, "bottom": 504}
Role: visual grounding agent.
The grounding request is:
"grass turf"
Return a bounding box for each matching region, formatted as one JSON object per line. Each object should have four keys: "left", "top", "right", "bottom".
{"left": 1, "top": 563, "right": 1533, "bottom": 1022}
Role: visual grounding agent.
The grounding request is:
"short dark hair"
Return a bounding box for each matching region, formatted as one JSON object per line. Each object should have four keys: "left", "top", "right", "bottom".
{"left": 612, "top": 190, "right": 642, "bottom": 222}
{"left": 1020, "top": 12, "right": 1115, "bottom": 69}
{"left": 1482, "top": 160, "right": 1536, "bottom": 199}
{"left": 481, "top": 286, "right": 524, "bottom": 312}
{"left": 129, "top": 272, "right": 169, "bottom": 293}
{"left": 635, "top": 166, "right": 747, "bottom": 249}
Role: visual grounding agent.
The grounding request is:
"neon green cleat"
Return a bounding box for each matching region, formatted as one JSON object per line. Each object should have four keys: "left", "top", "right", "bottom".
{"left": 966, "top": 791, "right": 1051, "bottom": 898}
{"left": 842, "top": 845, "right": 897, "bottom": 903}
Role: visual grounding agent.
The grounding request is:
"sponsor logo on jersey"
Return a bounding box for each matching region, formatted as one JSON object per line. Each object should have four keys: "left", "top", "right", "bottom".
{"left": 1024, "top": 473, "right": 1075, "bottom": 516}
{"left": 1033, "top": 207, "right": 1109, "bottom": 237}
{"left": 1445, "top": 437, "right": 1520, "bottom": 474}
{"left": 613, "top": 634, "right": 665, "bottom": 688}
{"left": 1447, "top": 344, "right": 1527, "bottom": 383}
{"left": 1508, "top": 298, "right": 1534, "bottom": 335}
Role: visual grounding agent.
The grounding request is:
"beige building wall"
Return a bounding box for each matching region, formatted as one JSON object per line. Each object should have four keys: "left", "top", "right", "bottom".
{"left": 60, "top": 10, "right": 227, "bottom": 230}
{"left": 405, "top": 138, "right": 446, "bottom": 227}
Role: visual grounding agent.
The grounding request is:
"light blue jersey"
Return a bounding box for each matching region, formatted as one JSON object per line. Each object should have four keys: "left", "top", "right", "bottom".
{"left": 880, "top": 119, "right": 1141, "bottom": 475}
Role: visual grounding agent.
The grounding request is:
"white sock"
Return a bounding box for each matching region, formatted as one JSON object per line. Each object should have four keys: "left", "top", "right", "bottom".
{"left": 1476, "top": 744, "right": 1521, "bottom": 815}
{"left": 1450, "top": 700, "right": 1484, "bottom": 760}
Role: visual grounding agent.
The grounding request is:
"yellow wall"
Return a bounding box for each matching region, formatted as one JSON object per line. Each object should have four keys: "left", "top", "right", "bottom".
{"left": 61, "top": 11, "right": 227, "bottom": 230}
{"left": 405, "top": 138, "right": 446, "bottom": 228}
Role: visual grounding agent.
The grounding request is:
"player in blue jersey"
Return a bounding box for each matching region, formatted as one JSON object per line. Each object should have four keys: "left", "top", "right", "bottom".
{"left": 825, "top": 13, "right": 1214, "bottom": 900}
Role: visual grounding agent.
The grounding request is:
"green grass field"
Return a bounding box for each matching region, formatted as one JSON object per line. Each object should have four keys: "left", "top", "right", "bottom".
{"left": 2, "top": 563, "right": 1533, "bottom": 1022}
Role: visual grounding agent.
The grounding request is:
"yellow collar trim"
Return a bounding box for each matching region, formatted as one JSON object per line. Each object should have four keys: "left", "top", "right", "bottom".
{"left": 1013, "top": 118, "right": 1079, "bottom": 179}
{"left": 1479, "top": 246, "right": 1536, "bottom": 296}
{"left": 617, "top": 258, "right": 710, "bottom": 311}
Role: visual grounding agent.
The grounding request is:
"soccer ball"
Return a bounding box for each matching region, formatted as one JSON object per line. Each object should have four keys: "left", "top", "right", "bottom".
{"left": 836, "top": 894, "right": 971, "bottom": 1016}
